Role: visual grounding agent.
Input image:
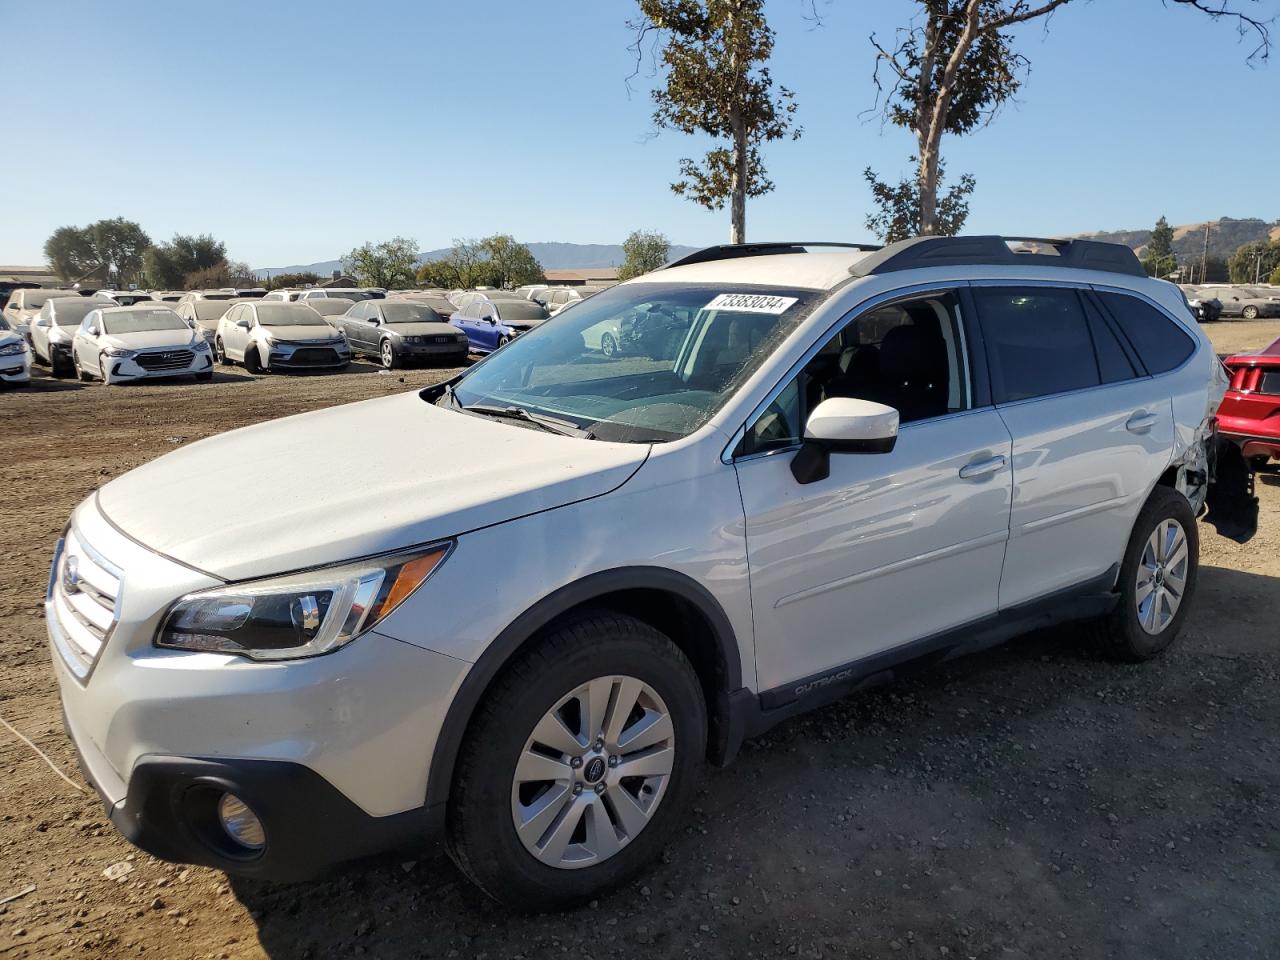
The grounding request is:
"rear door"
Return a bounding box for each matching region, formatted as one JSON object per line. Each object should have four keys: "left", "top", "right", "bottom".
{"left": 972, "top": 283, "right": 1173, "bottom": 608}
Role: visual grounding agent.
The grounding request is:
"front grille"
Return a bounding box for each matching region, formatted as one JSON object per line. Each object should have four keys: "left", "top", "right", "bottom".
{"left": 432, "top": 335, "right": 456, "bottom": 344}
{"left": 49, "top": 530, "right": 121, "bottom": 680}
{"left": 286, "top": 347, "right": 340, "bottom": 365}
{"left": 136, "top": 350, "right": 193, "bottom": 371}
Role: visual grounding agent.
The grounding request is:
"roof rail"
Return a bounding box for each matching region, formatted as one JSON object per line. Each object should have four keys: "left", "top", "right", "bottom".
{"left": 663, "top": 241, "right": 882, "bottom": 270}
{"left": 848, "top": 235, "right": 1145, "bottom": 279}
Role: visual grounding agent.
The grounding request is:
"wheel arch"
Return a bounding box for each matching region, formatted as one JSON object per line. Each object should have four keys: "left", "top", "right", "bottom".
{"left": 424, "top": 566, "right": 746, "bottom": 811}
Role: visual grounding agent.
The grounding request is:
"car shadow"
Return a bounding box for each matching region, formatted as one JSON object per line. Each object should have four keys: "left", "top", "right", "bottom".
{"left": 230, "top": 560, "right": 1280, "bottom": 959}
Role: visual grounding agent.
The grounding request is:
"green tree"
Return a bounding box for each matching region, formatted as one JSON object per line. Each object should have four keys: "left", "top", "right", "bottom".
{"left": 266, "top": 271, "right": 322, "bottom": 290}
{"left": 1228, "top": 239, "right": 1280, "bottom": 284}
{"left": 145, "top": 234, "right": 227, "bottom": 289}
{"left": 618, "top": 230, "right": 671, "bottom": 280}
{"left": 1143, "top": 215, "right": 1178, "bottom": 278}
{"left": 416, "top": 259, "right": 463, "bottom": 289}
{"left": 868, "top": 1, "right": 1271, "bottom": 236}
{"left": 863, "top": 158, "right": 975, "bottom": 242}
{"left": 480, "top": 234, "right": 544, "bottom": 288}
{"left": 1270, "top": 264, "right": 1280, "bottom": 286}
{"left": 343, "top": 236, "right": 419, "bottom": 288}
{"left": 43, "top": 218, "right": 151, "bottom": 285}
{"left": 631, "top": 0, "right": 800, "bottom": 243}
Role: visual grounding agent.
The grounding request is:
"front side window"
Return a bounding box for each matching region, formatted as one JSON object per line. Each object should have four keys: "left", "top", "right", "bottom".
{"left": 449, "top": 283, "right": 819, "bottom": 443}
{"left": 740, "top": 291, "right": 969, "bottom": 455}
{"left": 974, "top": 287, "right": 1101, "bottom": 403}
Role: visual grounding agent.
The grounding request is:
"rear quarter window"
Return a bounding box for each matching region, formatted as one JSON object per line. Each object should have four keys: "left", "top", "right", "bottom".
{"left": 1096, "top": 292, "right": 1195, "bottom": 375}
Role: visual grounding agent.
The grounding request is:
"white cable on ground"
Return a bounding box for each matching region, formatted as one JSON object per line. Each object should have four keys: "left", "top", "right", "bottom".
{"left": 0, "top": 713, "right": 86, "bottom": 795}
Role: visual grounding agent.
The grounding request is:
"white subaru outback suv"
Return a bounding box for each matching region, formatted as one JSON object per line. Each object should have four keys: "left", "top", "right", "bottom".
{"left": 47, "top": 237, "right": 1229, "bottom": 909}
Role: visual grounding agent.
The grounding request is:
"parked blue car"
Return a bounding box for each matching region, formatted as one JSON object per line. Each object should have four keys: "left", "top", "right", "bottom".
{"left": 450, "top": 296, "right": 550, "bottom": 354}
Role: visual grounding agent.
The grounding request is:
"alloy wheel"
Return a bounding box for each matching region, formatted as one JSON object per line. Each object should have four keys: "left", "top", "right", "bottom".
{"left": 510, "top": 675, "right": 675, "bottom": 870}
{"left": 382, "top": 341, "right": 394, "bottom": 368}
{"left": 1136, "top": 518, "right": 1189, "bottom": 634}
{"left": 601, "top": 333, "right": 617, "bottom": 357}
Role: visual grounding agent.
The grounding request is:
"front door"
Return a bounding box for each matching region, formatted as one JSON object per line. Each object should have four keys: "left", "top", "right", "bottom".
{"left": 733, "top": 289, "right": 1014, "bottom": 696}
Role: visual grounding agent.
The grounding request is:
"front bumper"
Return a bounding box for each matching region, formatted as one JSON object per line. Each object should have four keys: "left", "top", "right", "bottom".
{"left": 104, "top": 349, "right": 212, "bottom": 383}
{"left": 266, "top": 341, "right": 351, "bottom": 370}
{"left": 48, "top": 499, "right": 468, "bottom": 879}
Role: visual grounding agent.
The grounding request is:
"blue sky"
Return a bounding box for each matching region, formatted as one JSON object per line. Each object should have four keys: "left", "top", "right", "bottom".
{"left": 2, "top": 0, "right": 1277, "bottom": 268}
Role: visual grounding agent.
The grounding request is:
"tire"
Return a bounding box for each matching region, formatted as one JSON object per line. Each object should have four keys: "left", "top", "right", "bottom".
{"left": 243, "top": 344, "right": 263, "bottom": 374}
{"left": 447, "top": 612, "right": 707, "bottom": 910}
{"left": 215, "top": 338, "right": 232, "bottom": 366}
{"left": 1095, "top": 487, "right": 1199, "bottom": 662}
{"left": 497, "top": 335, "right": 512, "bottom": 350}
{"left": 75, "top": 355, "right": 92, "bottom": 382}
{"left": 1242, "top": 305, "right": 1259, "bottom": 320}
{"left": 380, "top": 339, "right": 399, "bottom": 370}
{"left": 600, "top": 333, "right": 618, "bottom": 358}
{"left": 50, "top": 353, "right": 72, "bottom": 379}
{"left": 99, "top": 357, "right": 113, "bottom": 386}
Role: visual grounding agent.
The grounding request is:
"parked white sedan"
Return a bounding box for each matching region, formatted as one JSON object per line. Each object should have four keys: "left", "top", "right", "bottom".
{"left": 71, "top": 305, "right": 214, "bottom": 385}
{"left": 0, "top": 318, "right": 32, "bottom": 387}
{"left": 214, "top": 301, "right": 351, "bottom": 373}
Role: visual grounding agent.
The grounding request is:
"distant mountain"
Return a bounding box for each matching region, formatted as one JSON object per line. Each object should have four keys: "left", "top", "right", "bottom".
{"left": 1074, "top": 217, "right": 1280, "bottom": 262}
{"left": 256, "top": 241, "right": 702, "bottom": 279}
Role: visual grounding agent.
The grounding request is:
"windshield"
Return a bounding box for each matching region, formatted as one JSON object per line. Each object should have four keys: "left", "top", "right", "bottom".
{"left": 325, "top": 290, "right": 372, "bottom": 301}
{"left": 49, "top": 299, "right": 98, "bottom": 325}
{"left": 383, "top": 303, "right": 443, "bottom": 323}
{"left": 194, "top": 301, "right": 234, "bottom": 321}
{"left": 257, "top": 304, "right": 325, "bottom": 327}
{"left": 101, "top": 309, "right": 188, "bottom": 335}
{"left": 450, "top": 283, "right": 818, "bottom": 442}
{"left": 306, "top": 299, "right": 353, "bottom": 316}
{"left": 496, "top": 301, "right": 550, "bottom": 323}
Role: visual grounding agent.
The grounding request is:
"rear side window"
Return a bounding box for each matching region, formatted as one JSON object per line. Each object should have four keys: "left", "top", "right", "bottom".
{"left": 1095, "top": 292, "right": 1194, "bottom": 375}
{"left": 1081, "top": 296, "right": 1139, "bottom": 383}
{"left": 974, "top": 287, "right": 1100, "bottom": 402}
{"left": 1260, "top": 370, "right": 1280, "bottom": 396}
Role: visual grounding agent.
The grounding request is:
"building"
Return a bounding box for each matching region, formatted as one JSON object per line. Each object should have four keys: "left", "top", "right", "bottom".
{"left": 0, "top": 264, "right": 60, "bottom": 287}
{"left": 543, "top": 268, "right": 619, "bottom": 288}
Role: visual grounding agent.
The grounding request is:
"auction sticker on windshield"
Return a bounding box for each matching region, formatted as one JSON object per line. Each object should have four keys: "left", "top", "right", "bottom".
{"left": 703, "top": 293, "right": 799, "bottom": 314}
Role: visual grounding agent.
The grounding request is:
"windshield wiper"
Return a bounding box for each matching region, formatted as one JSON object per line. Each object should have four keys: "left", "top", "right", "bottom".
{"left": 462, "top": 403, "right": 595, "bottom": 439}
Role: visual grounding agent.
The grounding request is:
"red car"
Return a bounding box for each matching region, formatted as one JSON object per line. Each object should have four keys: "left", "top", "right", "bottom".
{"left": 1219, "top": 336, "right": 1280, "bottom": 464}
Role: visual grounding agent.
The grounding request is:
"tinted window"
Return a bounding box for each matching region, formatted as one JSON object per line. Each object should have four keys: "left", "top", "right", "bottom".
{"left": 1082, "top": 296, "right": 1139, "bottom": 383}
{"left": 975, "top": 287, "right": 1099, "bottom": 403}
{"left": 1096, "top": 292, "right": 1195, "bottom": 375}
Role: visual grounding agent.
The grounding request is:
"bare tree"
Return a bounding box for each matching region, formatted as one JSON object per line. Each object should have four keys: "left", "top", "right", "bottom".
{"left": 868, "top": 0, "right": 1273, "bottom": 236}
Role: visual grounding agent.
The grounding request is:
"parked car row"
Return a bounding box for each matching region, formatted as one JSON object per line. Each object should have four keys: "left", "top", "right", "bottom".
{"left": 1179, "top": 284, "right": 1280, "bottom": 321}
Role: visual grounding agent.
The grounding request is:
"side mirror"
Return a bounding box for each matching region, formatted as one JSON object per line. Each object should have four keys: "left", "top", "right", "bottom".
{"left": 790, "top": 397, "right": 899, "bottom": 484}
{"left": 486, "top": 315, "right": 497, "bottom": 325}
{"left": 236, "top": 319, "right": 250, "bottom": 329}
{"left": 369, "top": 317, "right": 380, "bottom": 325}
{"left": 34, "top": 318, "right": 49, "bottom": 328}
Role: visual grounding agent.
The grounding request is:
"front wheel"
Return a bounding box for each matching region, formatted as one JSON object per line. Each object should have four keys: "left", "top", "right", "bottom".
{"left": 1095, "top": 487, "right": 1198, "bottom": 661}
{"left": 380, "top": 339, "right": 399, "bottom": 370}
{"left": 600, "top": 332, "right": 618, "bottom": 358}
{"left": 1242, "top": 305, "right": 1260, "bottom": 320}
{"left": 243, "top": 344, "right": 263, "bottom": 374}
{"left": 447, "top": 613, "right": 706, "bottom": 910}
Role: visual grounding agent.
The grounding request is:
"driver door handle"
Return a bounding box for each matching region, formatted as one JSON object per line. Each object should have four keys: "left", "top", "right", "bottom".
{"left": 959, "top": 454, "right": 1006, "bottom": 480}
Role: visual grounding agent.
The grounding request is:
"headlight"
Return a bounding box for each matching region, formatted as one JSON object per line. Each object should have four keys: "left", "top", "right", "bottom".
{"left": 104, "top": 347, "right": 135, "bottom": 358}
{"left": 155, "top": 543, "right": 452, "bottom": 660}
{"left": 192, "top": 340, "right": 210, "bottom": 352}
{"left": 0, "top": 341, "right": 25, "bottom": 356}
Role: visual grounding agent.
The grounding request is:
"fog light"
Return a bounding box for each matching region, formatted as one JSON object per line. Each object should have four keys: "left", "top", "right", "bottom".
{"left": 217, "top": 793, "right": 266, "bottom": 850}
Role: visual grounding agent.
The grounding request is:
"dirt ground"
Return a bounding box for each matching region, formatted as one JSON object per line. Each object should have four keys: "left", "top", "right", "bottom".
{"left": 1, "top": 324, "right": 1278, "bottom": 960}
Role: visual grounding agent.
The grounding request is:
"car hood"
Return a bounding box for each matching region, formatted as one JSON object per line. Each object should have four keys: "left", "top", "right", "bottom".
{"left": 101, "top": 330, "right": 200, "bottom": 351}
{"left": 387, "top": 322, "right": 460, "bottom": 336}
{"left": 261, "top": 324, "right": 341, "bottom": 342}
{"left": 95, "top": 391, "right": 649, "bottom": 580}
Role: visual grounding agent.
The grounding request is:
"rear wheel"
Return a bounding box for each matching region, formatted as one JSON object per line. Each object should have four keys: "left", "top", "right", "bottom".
{"left": 1095, "top": 487, "right": 1198, "bottom": 661}
{"left": 600, "top": 332, "right": 618, "bottom": 357}
{"left": 215, "top": 337, "right": 231, "bottom": 366}
{"left": 1242, "top": 305, "right": 1260, "bottom": 320}
{"left": 447, "top": 613, "right": 706, "bottom": 910}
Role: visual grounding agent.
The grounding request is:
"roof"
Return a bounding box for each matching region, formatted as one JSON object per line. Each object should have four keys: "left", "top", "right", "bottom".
{"left": 544, "top": 268, "right": 619, "bottom": 282}
{"left": 646, "top": 250, "right": 873, "bottom": 291}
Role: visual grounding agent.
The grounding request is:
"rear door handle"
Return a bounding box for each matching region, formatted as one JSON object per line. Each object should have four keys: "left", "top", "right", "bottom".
{"left": 1126, "top": 411, "right": 1158, "bottom": 433}
{"left": 959, "top": 454, "right": 1006, "bottom": 480}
